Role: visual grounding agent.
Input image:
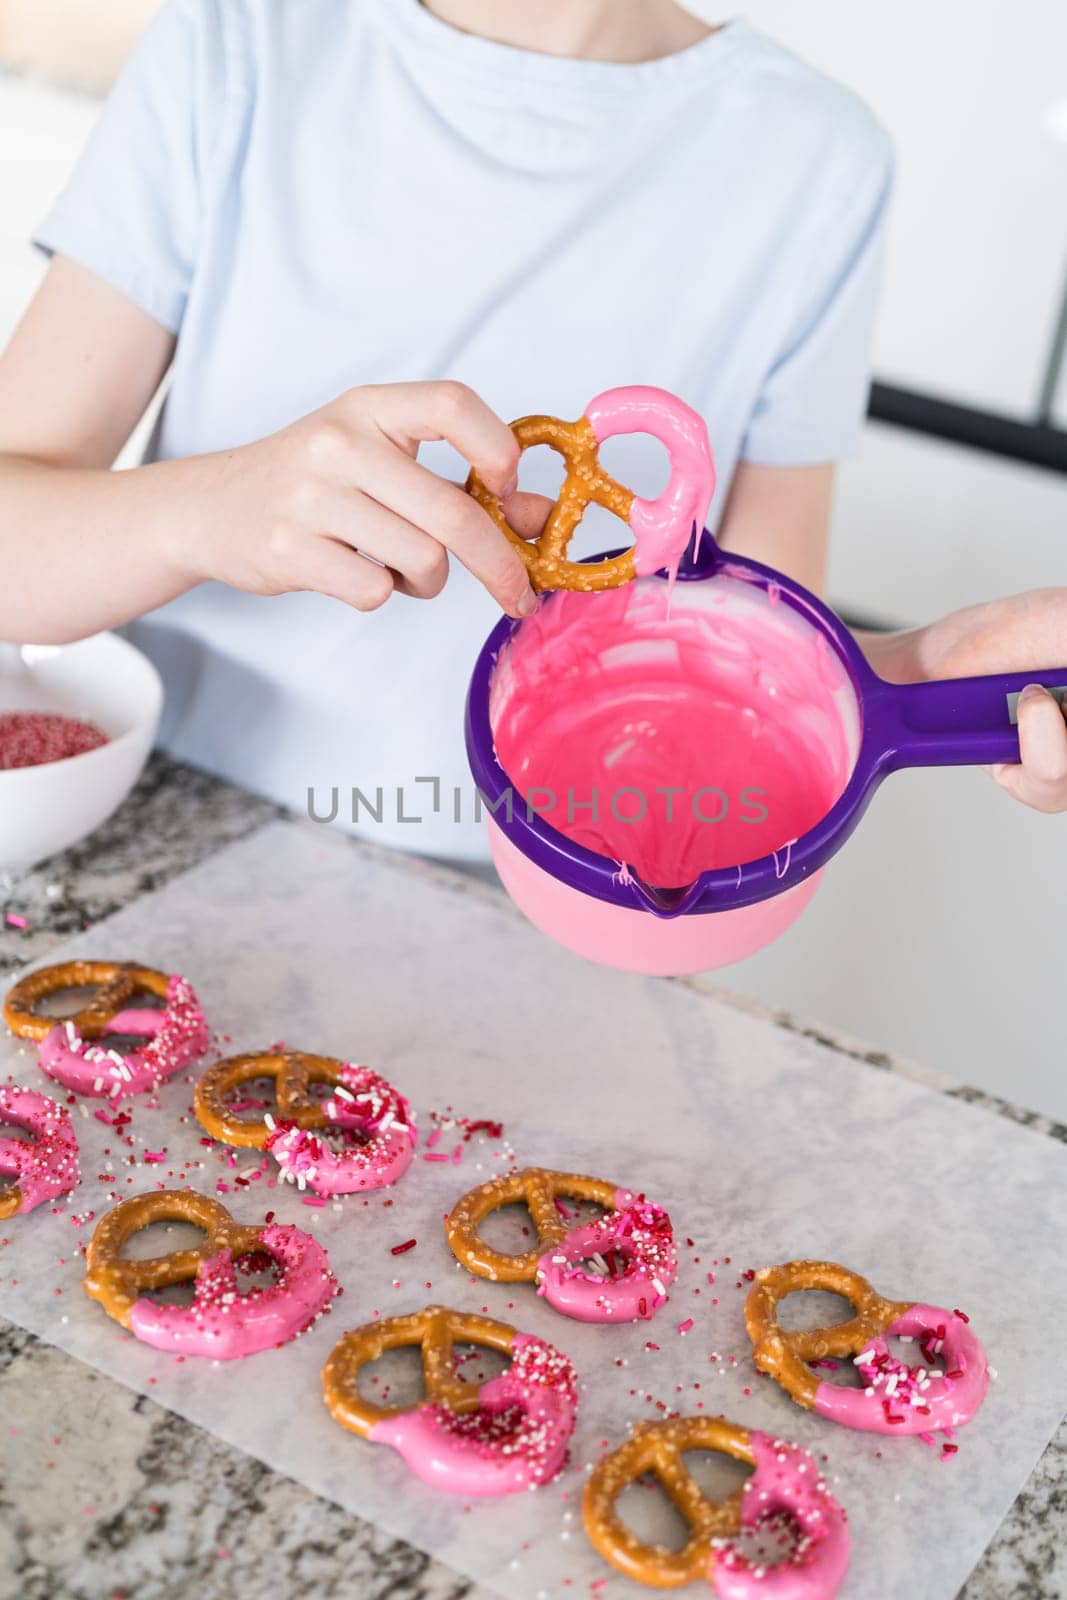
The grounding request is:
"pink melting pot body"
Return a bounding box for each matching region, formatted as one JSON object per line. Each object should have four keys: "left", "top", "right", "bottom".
{"left": 485, "top": 572, "right": 858, "bottom": 972}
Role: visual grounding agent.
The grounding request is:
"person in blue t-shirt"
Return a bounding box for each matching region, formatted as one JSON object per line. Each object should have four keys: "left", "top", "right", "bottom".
{"left": 0, "top": 0, "right": 1063, "bottom": 847}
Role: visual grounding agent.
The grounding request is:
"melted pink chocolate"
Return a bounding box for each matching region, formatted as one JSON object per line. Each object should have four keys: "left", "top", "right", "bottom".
{"left": 585, "top": 386, "right": 716, "bottom": 582}
{"left": 127, "top": 1222, "right": 337, "bottom": 1359}
{"left": 370, "top": 1333, "right": 577, "bottom": 1496}
{"left": 814, "top": 1305, "right": 988, "bottom": 1435}
{"left": 535, "top": 1189, "right": 677, "bottom": 1323}
{"left": 265, "top": 1064, "right": 416, "bottom": 1196}
{"left": 37, "top": 975, "right": 209, "bottom": 1100}
{"left": 491, "top": 577, "right": 856, "bottom": 889}
{"left": 0, "top": 1085, "right": 79, "bottom": 1213}
{"left": 711, "top": 1432, "right": 850, "bottom": 1599}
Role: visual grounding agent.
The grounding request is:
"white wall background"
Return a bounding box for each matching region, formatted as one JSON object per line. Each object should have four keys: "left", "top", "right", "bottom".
{"left": 2, "top": 11, "right": 1066, "bottom": 1117}
{"left": 684, "top": 3, "right": 1067, "bottom": 1119}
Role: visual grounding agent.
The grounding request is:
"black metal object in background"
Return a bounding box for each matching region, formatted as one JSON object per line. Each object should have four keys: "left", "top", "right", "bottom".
{"left": 867, "top": 382, "right": 1067, "bottom": 476}
{"left": 867, "top": 254, "right": 1067, "bottom": 478}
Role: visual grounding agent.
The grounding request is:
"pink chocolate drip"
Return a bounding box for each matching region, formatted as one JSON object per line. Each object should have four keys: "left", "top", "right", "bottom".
{"left": 711, "top": 1432, "right": 850, "bottom": 1599}
{"left": 490, "top": 577, "right": 855, "bottom": 889}
{"left": 265, "top": 1063, "right": 416, "bottom": 1196}
{"left": 127, "top": 1221, "right": 337, "bottom": 1358}
{"left": 37, "top": 975, "right": 209, "bottom": 1100}
{"left": 369, "top": 1333, "right": 578, "bottom": 1496}
{"left": 535, "top": 1188, "right": 677, "bottom": 1323}
{"left": 814, "top": 1305, "right": 989, "bottom": 1435}
{"left": 0, "top": 1085, "right": 79, "bottom": 1213}
{"left": 584, "top": 386, "right": 716, "bottom": 582}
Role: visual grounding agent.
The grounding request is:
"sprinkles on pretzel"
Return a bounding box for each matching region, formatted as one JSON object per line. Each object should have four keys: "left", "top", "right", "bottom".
{"left": 745, "top": 1259, "right": 990, "bottom": 1436}
{"left": 322, "top": 1304, "right": 577, "bottom": 1496}
{"left": 444, "top": 1167, "right": 677, "bottom": 1323}
{"left": 84, "top": 1189, "right": 338, "bottom": 1358}
{"left": 3, "top": 959, "right": 208, "bottom": 1099}
{"left": 193, "top": 1051, "right": 416, "bottom": 1195}
{"left": 583, "top": 1416, "right": 850, "bottom": 1596}
{"left": 466, "top": 385, "right": 716, "bottom": 593}
{"left": 0, "top": 1085, "right": 79, "bottom": 1218}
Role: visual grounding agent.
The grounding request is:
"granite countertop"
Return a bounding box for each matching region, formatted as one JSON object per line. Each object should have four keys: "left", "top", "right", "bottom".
{"left": 0, "top": 755, "right": 1063, "bottom": 1600}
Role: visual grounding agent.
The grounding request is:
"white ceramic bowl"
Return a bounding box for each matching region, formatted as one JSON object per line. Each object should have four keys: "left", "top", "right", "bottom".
{"left": 0, "top": 632, "right": 163, "bottom": 873}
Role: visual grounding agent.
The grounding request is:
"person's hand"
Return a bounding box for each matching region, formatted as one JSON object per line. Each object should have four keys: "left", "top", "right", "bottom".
{"left": 182, "top": 380, "right": 538, "bottom": 618}
{"left": 871, "top": 589, "right": 1067, "bottom": 814}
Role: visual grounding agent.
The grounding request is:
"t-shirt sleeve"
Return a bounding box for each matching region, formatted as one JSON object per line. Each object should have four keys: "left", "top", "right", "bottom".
{"left": 33, "top": 0, "right": 228, "bottom": 334}
{"left": 741, "top": 130, "right": 895, "bottom": 467}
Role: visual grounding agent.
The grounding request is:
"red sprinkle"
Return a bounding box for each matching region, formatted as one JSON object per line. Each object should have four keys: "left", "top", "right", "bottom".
{"left": 0, "top": 711, "right": 107, "bottom": 769}
{"left": 391, "top": 1239, "right": 417, "bottom": 1256}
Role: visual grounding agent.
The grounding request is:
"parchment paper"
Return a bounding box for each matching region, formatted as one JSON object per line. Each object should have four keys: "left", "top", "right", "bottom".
{"left": 2, "top": 820, "right": 1065, "bottom": 1599}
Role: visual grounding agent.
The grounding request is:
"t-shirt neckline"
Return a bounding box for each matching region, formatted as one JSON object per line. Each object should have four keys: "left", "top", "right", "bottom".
{"left": 369, "top": 0, "right": 748, "bottom": 97}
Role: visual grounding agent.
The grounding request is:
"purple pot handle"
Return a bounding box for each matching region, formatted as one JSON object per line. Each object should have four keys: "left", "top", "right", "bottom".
{"left": 868, "top": 670, "right": 1067, "bottom": 769}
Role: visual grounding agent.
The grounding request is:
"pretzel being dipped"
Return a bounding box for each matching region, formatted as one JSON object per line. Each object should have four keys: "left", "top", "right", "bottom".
{"left": 322, "top": 1304, "right": 577, "bottom": 1496}
{"left": 583, "top": 1416, "right": 850, "bottom": 1596}
{"left": 745, "top": 1260, "right": 990, "bottom": 1436}
{"left": 0, "top": 1085, "right": 79, "bottom": 1218}
{"left": 84, "top": 1189, "right": 338, "bottom": 1358}
{"left": 466, "top": 385, "right": 715, "bottom": 593}
{"left": 444, "top": 1167, "right": 677, "bottom": 1323}
{"left": 194, "top": 1051, "right": 416, "bottom": 1195}
{"left": 3, "top": 959, "right": 208, "bottom": 1099}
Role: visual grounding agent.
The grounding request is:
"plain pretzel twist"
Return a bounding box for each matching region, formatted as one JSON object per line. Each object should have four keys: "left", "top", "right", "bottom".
{"left": 466, "top": 414, "right": 637, "bottom": 593}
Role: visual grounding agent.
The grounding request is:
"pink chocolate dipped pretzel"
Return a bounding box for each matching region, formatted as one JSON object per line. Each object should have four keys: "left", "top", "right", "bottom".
{"left": 583, "top": 1416, "right": 849, "bottom": 1596}
{"left": 445, "top": 1167, "right": 677, "bottom": 1323}
{"left": 466, "top": 385, "right": 715, "bottom": 592}
{"left": 84, "top": 1190, "right": 338, "bottom": 1358}
{"left": 711, "top": 1432, "right": 851, "bottom": 1600}
{"left": 536, "top": 1190, "right": 678, "bottom": 1323}
{"left": 323, "top": 1305, "right": 578, "bottom": 1496}
{"left": 10, "top": 963, "right": 210, "bottom": 1100}
{"left": 0, "top": 1085, "right": 79, "bottom": 1217}
{"left": 194, "top": 1052, "right": 416, "bottom": 1195}
{"left": 746, "top": 1261, "right": 989, "bottom": 1436}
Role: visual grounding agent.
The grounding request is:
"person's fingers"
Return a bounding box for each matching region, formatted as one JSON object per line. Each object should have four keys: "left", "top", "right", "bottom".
{"left": 1017, "top": 685, "right": 1067, "bottom": 780}
{"left": 358, "top": 380, "right": 520, "bottom": 499}
{"left": 500, "top": 490, "right": 554, "bottom": 541}
{"left": 351, "top": 444, "right": 535, "bottom": 616}
{"left": 281, "top": 531, "right": 395, "bottom": 612}
{"left": 315, "top": 488, "right": 450, "bottom": 600}
{"left": 987, "top": 685, "right": 1067, "bottom": 812}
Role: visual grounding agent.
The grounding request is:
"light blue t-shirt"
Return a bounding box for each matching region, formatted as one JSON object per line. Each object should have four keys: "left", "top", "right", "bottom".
{"left": 36, "top": 0, "right": 893, "bottom": 857}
